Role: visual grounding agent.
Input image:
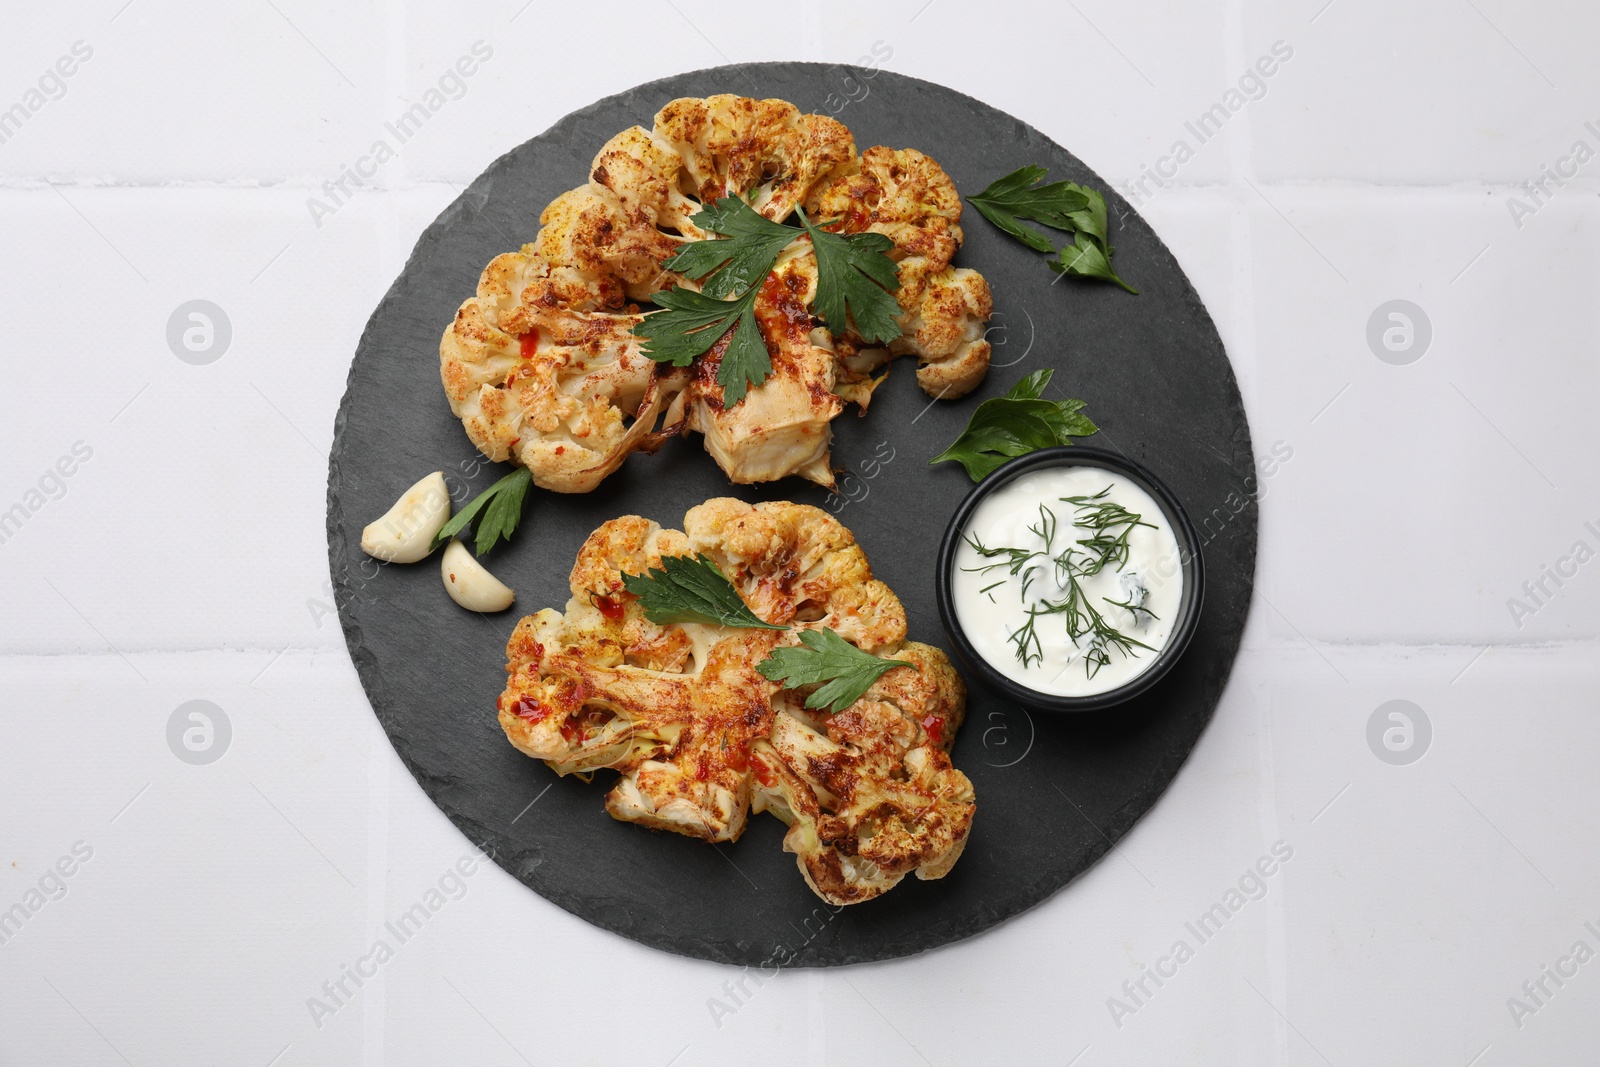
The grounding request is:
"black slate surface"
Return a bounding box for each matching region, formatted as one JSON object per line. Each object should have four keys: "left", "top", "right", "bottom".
{"left": 326, "top": 63, "right": 1257, "bottom": 967}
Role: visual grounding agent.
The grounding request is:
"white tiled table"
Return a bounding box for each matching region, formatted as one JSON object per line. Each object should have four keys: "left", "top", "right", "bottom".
{"left": 3, "top": 2, "right": 1597, "bottom": 1063}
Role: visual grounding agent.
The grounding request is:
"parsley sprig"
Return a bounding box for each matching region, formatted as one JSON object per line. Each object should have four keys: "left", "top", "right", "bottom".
{"left": 631, "top": 197, "right": 903, "bottom": 407}
{"left": 797, "top": 208, "right": 902, "bottom": 344}
{"left": 661, "top": 197, "right": 799, "bottom": 299}
{"left": 621, "top": 553, "right": 918, "bottom": 712}
{"left": 967, "top": 165, "right": 1095, "bottom": 253}
{"left": 631, "top": 285, "right": 770, "bottom": 407}
{"left": 622, "top": 553, "right": 783, "bottom": 630}
{"left": 968, "top": 165, "right": 1137, "bottom": 294}
{"left": 757, "top": 628, "right": 915, "bottom": 713}
{"left": 432, "top": 467, "right": 532, "bottom": 556}
{"left": 931, "top": 368, "right": 1098, "bottom": 482}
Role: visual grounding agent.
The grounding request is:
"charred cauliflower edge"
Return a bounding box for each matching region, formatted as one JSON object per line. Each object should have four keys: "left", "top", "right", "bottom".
{"left": 441, "top": 94, "right": 994, "bottom": 494}
{"left": 496, "top": 498, "right": 976, "bottom": 906}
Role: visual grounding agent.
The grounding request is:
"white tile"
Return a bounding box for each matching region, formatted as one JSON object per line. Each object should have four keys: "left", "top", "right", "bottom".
{"left": 1246, "top": 0, "right": 1600, "bottom": 184}
{"left": 0, "top": 651, "right": 375, "bottom": 1065}
{"left": 1244, "top": 186, "right": 1600, "bottom": 646}
{"left": 2, "top": 649, "right": 1594, "bottom": 1060}
{"left": 395, "top": 0, "right": 828, "bottom": 186}
{"left": 392, "top": 0, "right": 1236, "bottom": 191}
{"left": 0, "top": 185, "right": 456, "bottom": 654}
{"left": 822, "top": 0, "right": 1237, "bottom": 191}
{"left": 2, "top": 4, "right": 1599, "bottom": 1062}
{"left": 0, "top": 1, "right": 389, "bottom": 182}
{"left": 1260, "top": 646, "right": 1600, "bottom": 1064}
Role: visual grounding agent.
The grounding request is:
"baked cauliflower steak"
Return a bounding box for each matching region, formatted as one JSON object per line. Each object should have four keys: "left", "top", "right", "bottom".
{"left": 496, "top": 499, "right": 976, "bottom": 905}
{"left": 442, "top": 94, "right": 993, "bottom": 495}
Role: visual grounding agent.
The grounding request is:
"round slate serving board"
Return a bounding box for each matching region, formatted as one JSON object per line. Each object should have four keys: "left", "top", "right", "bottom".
{"left": 327, "top": 62, "right": 1256, "bottom": 967}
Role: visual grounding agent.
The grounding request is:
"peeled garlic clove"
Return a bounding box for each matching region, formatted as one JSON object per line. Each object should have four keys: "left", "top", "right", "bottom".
{"left": 361, "top": 472, "right": 450, "bottom": 563}
{"left": 441, "top": 541, "right": 515, "bottom": 612}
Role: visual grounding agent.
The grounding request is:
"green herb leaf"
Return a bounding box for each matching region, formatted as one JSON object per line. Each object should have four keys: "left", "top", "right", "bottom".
{"left": 633, "top": 194, "right": 908, "bottom": 407}
{"left": 631, "top": 284, "right": 753, "bottom": 368}
{"left": 1004, "top": 368, "right": 1052, "bottom": 401}
{"left": 969, "top": 497, "right": 1160, "bottom": 678}
{"left": 966, "top": 165, "right": 1094, "bottom": 253}
{"left": 1048, "top": 234, "right": 1138, "bottom": 295}
{"left": 708, "top": 290, "right": 772, "bottom": 408}
{"left": 631, "top": 284, "right": 771, "bottom": 406}
{"left": 930, "top": 368, "right": 1099, "bottom": 481}
{"left": 756, "top": 628, "right": 915, "bottom": 712}
{"left": 621, "top": 554, "right": 784, "bottom": 630}
{"left": 797, "top": 208, "right": 903, "bottom": 345}
{"left": 968, "top": 166, "right": 1137, "bottom": 294}
{"left": 663, "top": 197, "right": 798, "bottom": 299}
{"left": 432, "top": 466, "right": 533, "bottom": 556}
{"left": 634, "top": 197, "right": 791, "bottom": 407}
{"left": 1062, "top": 186, "right": 1109, "bottom": 247}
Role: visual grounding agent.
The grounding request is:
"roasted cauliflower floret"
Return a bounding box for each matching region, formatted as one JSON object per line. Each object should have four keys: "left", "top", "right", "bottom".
{"left": 893, "top": 258, "right": 994, "bottom": 399}
{"left": 439, "top": 252, "right": 686, "bottom": 494}
{"left": 683, "top": 497, "right": 906, "bottom": 653}
{"left": 495, "top": 501, "right": 975, "bottom": 904}
{"left": 756, "top": 703, "right": 974, "bottom": 904}
{"left": 681, "top": 261, "right": 841, "bottom": 487}
{"left": 809, "top": 146, "right": 965, "bottom": 265}
{"left": 441, "top": 95, "right": 993, "bottom": 493}
{"left": 654, "top": 95, "right": 856, "bottom": 220}
{"left": 810, "top": 146, "right": 993, "bottom": 400}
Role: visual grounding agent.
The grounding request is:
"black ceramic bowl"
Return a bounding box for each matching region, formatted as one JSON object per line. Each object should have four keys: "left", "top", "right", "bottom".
{"left": 934, "top": 446, "right": 1205, "bottom": 713}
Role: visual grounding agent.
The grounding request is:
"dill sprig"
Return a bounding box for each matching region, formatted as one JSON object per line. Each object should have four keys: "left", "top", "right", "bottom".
{"left": 1103, "top": 595, "right": 1158, "bottom": 623}
{"left": 963, "top": 532, "right": 1045, "bottom": 601}
{"left": 1034, "top": 578, "right": 1155, "bottom": 678}
{"left": 1062, "top": 487, "right": 1157, "bottom": 575}
{"left": 1010, "top": 609, "right": 1045, "bottom": 668}
{"left": 966, "top": 489, "right": 1163, "bottom": 679}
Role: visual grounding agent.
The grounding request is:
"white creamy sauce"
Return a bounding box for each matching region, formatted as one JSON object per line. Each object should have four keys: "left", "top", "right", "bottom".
{"left": 951, "top": 465, "right": 1183, "bottom": 697}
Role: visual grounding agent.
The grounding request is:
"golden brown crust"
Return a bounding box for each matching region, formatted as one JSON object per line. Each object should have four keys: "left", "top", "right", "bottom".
{"left": 440, "top": 95, "right": 993, "bottom": 492}
{"left": 682, "top": 263, "right": 842, "bottom": 488}
{"left": 809, "top": 146, "right": 993, "bottom": 399}
{"left": 438, "top": 252, "right": 686, "bottom": 494}
{"left": 495, "top": 501, "right": 975, "bottom": 904}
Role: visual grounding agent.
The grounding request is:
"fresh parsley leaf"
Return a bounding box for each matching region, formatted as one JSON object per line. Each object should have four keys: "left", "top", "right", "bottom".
{"left": 663, "top": 197, "right": 798, "bottom": 299}
{"left": 968, "top": 166, "right": 1137, "bottom": 294}
{"left": 631, "top": 284, "right": 771, "bottom": 406}
{"left": 633, "top": 196, "right": 906, "bottom": 407}
{"left": 756, "top": 628, "right": 915, "bottom": 713}
{"left": 630, "top": 285, "right": 752, "bottom": 368}
{"left": 432, "top": 466, "right": 533, "bottom": 556}
{"left": 797, "top": 208, "right": 903, "bottom": 345}
{"left": 621, "top": 553, "right": 784, "bottom": 630}
{"left": 635, "top": 197, "right": 790, "bottom": 407}
{"left": 1061, "top": 185, "right": 1109, "bottom": 247}
{"left": 967, "top": 165, "right": 1094, "bottom": 253}
{"left": 1004, "top": 368, "right": 1050, "bottom": 401}
{"left": 930, "top": 368, "right": 1098, "bottom": 482}
{"left": 1049, "top": 234, "right": 1138, "bottom": 295}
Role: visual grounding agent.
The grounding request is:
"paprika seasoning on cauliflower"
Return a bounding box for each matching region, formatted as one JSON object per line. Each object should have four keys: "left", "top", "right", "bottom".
{"left": 497, "top": 499, "right": 976, "bottom": 905}
{"left": 440, "top": 94, "right": 993, "bottom": 494}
